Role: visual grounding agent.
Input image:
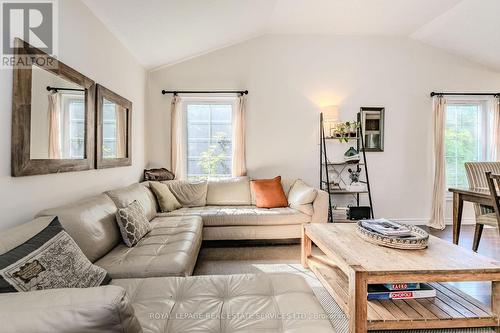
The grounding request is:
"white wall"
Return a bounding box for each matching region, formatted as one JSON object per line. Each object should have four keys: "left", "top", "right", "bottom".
{"left": 0, "top": 0, "right": 147, "bottom": 229}
{"left": 148, "top": 34, "right": 500, "bottom": 223}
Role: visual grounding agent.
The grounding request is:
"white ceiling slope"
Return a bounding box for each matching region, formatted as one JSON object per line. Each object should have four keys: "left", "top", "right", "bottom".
{"left": 83, "top": 0, "right": 500, "bottom": 71}
{"left": 412, "top": 0, "right": 500, "bottom": 71}
{"left": 82, "top": 0, "right": 275, "bottom": 69}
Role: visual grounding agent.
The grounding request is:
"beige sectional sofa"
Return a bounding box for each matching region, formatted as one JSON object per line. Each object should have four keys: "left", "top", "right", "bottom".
{"left": 158, "top": 177, "right": 329, "bottom": 241}
{"left": 33, "top": 178, "right": 327, "bottom": 277}
{"left": 0, "top": 177, "right": 333, "bottom": 333}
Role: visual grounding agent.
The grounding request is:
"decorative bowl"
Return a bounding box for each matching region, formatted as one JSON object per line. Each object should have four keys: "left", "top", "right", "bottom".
{"left": 356, "top": 221, "right": 429, "bottom": 250}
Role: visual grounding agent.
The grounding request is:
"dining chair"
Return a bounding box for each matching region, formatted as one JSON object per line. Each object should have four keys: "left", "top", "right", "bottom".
{"left": 464, "top": 162, "right": 500, "bottom": 251}
{"left": 486, "top": 171, "right": 500, "bottom": 227}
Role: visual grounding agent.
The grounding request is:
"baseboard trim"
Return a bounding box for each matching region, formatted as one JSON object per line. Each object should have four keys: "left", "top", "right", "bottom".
{"left": 392, "top": 218, "right": 476, "bottom": 226}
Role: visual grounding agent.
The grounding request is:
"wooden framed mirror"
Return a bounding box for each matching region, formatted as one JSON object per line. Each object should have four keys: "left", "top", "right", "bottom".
{"left": 11, "top": 38, "right": 95, "bottom": 177}
{"left": 96, "top": 84, "right": 132, "bottom": 169}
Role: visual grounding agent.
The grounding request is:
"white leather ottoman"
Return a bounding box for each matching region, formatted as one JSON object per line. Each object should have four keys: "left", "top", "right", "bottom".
{"left": 0, "top": 273, "right": 334, "bottom": 333}
{"left": 112, "top": 273, "right": 334, "bottom": 333}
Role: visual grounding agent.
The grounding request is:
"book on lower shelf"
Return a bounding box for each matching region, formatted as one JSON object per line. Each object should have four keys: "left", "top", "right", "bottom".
{"left": 368, "top": 283, "right": 435, "bottom": 300}
{"left": 384, "top": 283, "right": 420, "bottom": 290}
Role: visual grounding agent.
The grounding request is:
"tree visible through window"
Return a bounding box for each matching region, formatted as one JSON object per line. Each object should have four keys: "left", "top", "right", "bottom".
{"left": 185, "top": 101, "right": 233, "bottom": 180}
{"left": 445, "top": 101, "right": 491, "bottom": 189}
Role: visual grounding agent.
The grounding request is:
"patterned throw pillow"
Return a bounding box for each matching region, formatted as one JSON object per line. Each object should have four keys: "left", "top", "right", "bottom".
{"left": 0, "top": 217, "right": 110, "bottom": 293}
{"left": 116, "top": 200, "right": 152, "bottom": 247}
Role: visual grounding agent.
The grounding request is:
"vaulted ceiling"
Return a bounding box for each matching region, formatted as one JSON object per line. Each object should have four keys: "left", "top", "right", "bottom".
{"left": 83, "top": 0, "right": 500, "bottom": 71}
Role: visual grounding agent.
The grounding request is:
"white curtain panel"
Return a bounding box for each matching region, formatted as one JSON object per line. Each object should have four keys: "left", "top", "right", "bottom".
{"left": 492, "top": 97, "right": 500, "bottom": 161}
{"left": 232, "top": 95, "right": 247, "bottom": 177}
{"left": 170, "top": 96, "right": 186, "bottom": 179}
{"left": 428, "top": 96, "right": 447, "bottom": 230}
{"left": 48, "top": 91, "right": 61, "bottom": 159}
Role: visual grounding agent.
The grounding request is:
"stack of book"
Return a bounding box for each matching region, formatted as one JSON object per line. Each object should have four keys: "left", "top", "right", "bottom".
{"left": 368, "top": 283, "right": 436, "bottom": 300}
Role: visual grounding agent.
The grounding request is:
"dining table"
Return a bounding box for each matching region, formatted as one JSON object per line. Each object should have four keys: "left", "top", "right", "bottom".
{"left": 448, "top": 187, "right": 495, "bottom": 245}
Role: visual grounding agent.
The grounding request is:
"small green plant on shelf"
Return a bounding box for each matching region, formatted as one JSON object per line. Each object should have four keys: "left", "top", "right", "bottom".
{"left": 331, "top": 121, "right": 360, "bottom": 143}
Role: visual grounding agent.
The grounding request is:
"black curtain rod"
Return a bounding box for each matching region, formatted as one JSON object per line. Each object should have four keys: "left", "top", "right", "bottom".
{"left": 430, "top": 91, "right": 500, "bottom": 97}
{"left": 47, "top": 86, "right": 85, "bottom": 92}
{"left": 161, "top": 90, "right": 248, "bottom": 96}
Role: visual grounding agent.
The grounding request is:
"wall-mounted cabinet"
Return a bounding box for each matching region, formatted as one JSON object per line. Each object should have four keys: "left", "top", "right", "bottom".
{"left": 360, "top": 107, "right": 385, "bottom": 152}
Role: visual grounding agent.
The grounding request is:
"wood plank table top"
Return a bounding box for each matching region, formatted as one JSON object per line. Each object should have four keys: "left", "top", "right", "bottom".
{"left": 305, "top": 224, "right": 500, "bottom": 275}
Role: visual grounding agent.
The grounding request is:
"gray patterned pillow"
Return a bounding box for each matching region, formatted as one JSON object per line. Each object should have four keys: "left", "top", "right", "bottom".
{"left": 116, "top": 200, "right": 152, "bottom": 247}
{"left": 0, "top": 217, "right": 110, "bottom": 293}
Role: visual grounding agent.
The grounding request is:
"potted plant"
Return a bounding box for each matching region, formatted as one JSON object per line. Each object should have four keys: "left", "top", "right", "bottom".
{"left": 332, "top": 121, "right": 360, "bottom": 142}
{"left": 349, "top": 121, "right": 360, "bottom": 137}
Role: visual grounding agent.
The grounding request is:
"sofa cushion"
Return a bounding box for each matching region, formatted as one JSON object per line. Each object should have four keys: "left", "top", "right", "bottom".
{"left": 116, "top": 201, "right": 152, "bottom": 247}
{"left": 111, "top": 273, "right": 334, "bottom": 333}
{"left": 0, "top": 217, "right": 110, "bottom": 293}
{"left": 161, "top": 205, "right": 310, "bottom": 227}
{"left": 206, "top": 177, "right": 251, "bottom": 205}
{"left": 251, "top": 178, "right": 295, "bottom": 205}
{"left": 163, "top": 180, "right": 208, "bottom": 207}
{"left": 106, "top": 183, "right": 158, "bottom": 221}
{"left": 36, "top": 194, "right": 119, "bottom": 263}
{"left": 0, "top": 285, "right": 142, "bottom": 333}
{"left": 149, "top": 181, "right": 182, "bottom": 212}
{"left": 288, "top": 179, "right": 318, "bottom": 216}
{"left": 95, "top": 216, "right": 202, "bottom": 278}
{"left": 203, "top": 224, "right": 303, "bottom": 240}
{"left": 0, "top": 216, "right": 53, "bottom": 255}
{"left": 250, "top": 176, "right": 289, "bottom": 208}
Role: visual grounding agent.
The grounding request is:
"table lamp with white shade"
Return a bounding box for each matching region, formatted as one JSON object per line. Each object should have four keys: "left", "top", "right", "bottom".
{"left": 321, "top": 105, "right": 339, "bottom": 138}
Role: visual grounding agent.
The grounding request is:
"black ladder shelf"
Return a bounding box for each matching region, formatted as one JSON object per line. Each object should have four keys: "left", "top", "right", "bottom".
{"left": 320, "top": 112, "right": 374, "bottom": 223}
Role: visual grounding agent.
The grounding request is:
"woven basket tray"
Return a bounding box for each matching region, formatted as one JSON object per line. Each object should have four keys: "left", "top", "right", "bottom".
{"left": 356, "top": 222, "right": 429, "bottom": 250}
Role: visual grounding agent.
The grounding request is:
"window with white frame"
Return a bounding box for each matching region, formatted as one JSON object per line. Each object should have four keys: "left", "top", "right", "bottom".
{"left": 60, "top": 94, "right": 85, "bottom": 159}
{"left": 444, "top": 99, "right": 493, "bottom": 189}
{"left": 184, "top": 99, "right": 235, "bottom": 180}
{"left": 102, "top": 99, "right": 119, "bottom": 158}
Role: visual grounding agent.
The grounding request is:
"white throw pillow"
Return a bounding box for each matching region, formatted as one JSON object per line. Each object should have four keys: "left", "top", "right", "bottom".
{"left": 206, "top": 177, "right": 251, "bottom": 205}
{"left": 288, "top": 179, "right": 318, "bottom": 216}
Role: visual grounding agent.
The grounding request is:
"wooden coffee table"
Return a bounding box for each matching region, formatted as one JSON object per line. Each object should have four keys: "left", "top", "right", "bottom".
{"left": 301, "top": 224, "right": 500, "bottom": 333}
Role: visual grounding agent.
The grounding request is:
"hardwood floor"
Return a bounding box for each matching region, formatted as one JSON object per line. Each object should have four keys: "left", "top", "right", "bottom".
{"left": 423, "top": 225, "right": 499, "bottom": 260}
{"left": 423, "top": 225, "right": 499, "bottom": 306}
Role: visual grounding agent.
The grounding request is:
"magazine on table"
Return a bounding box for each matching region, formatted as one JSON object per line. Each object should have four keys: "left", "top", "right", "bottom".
{"left": 360, "top": 218, "right": 412, "bottom": 237}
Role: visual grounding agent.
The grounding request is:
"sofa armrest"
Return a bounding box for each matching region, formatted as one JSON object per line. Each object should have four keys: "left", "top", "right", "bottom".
{"left": 0, "top": 286, "right": 142, "bottom": 333}
{"left": 311, "top": 189, "right": 329, "bottom": 223}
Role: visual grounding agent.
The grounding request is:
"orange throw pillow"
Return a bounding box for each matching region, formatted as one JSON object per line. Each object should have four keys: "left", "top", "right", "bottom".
{"left": 250, "top": 176, "right": 289, "bottom": 208}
